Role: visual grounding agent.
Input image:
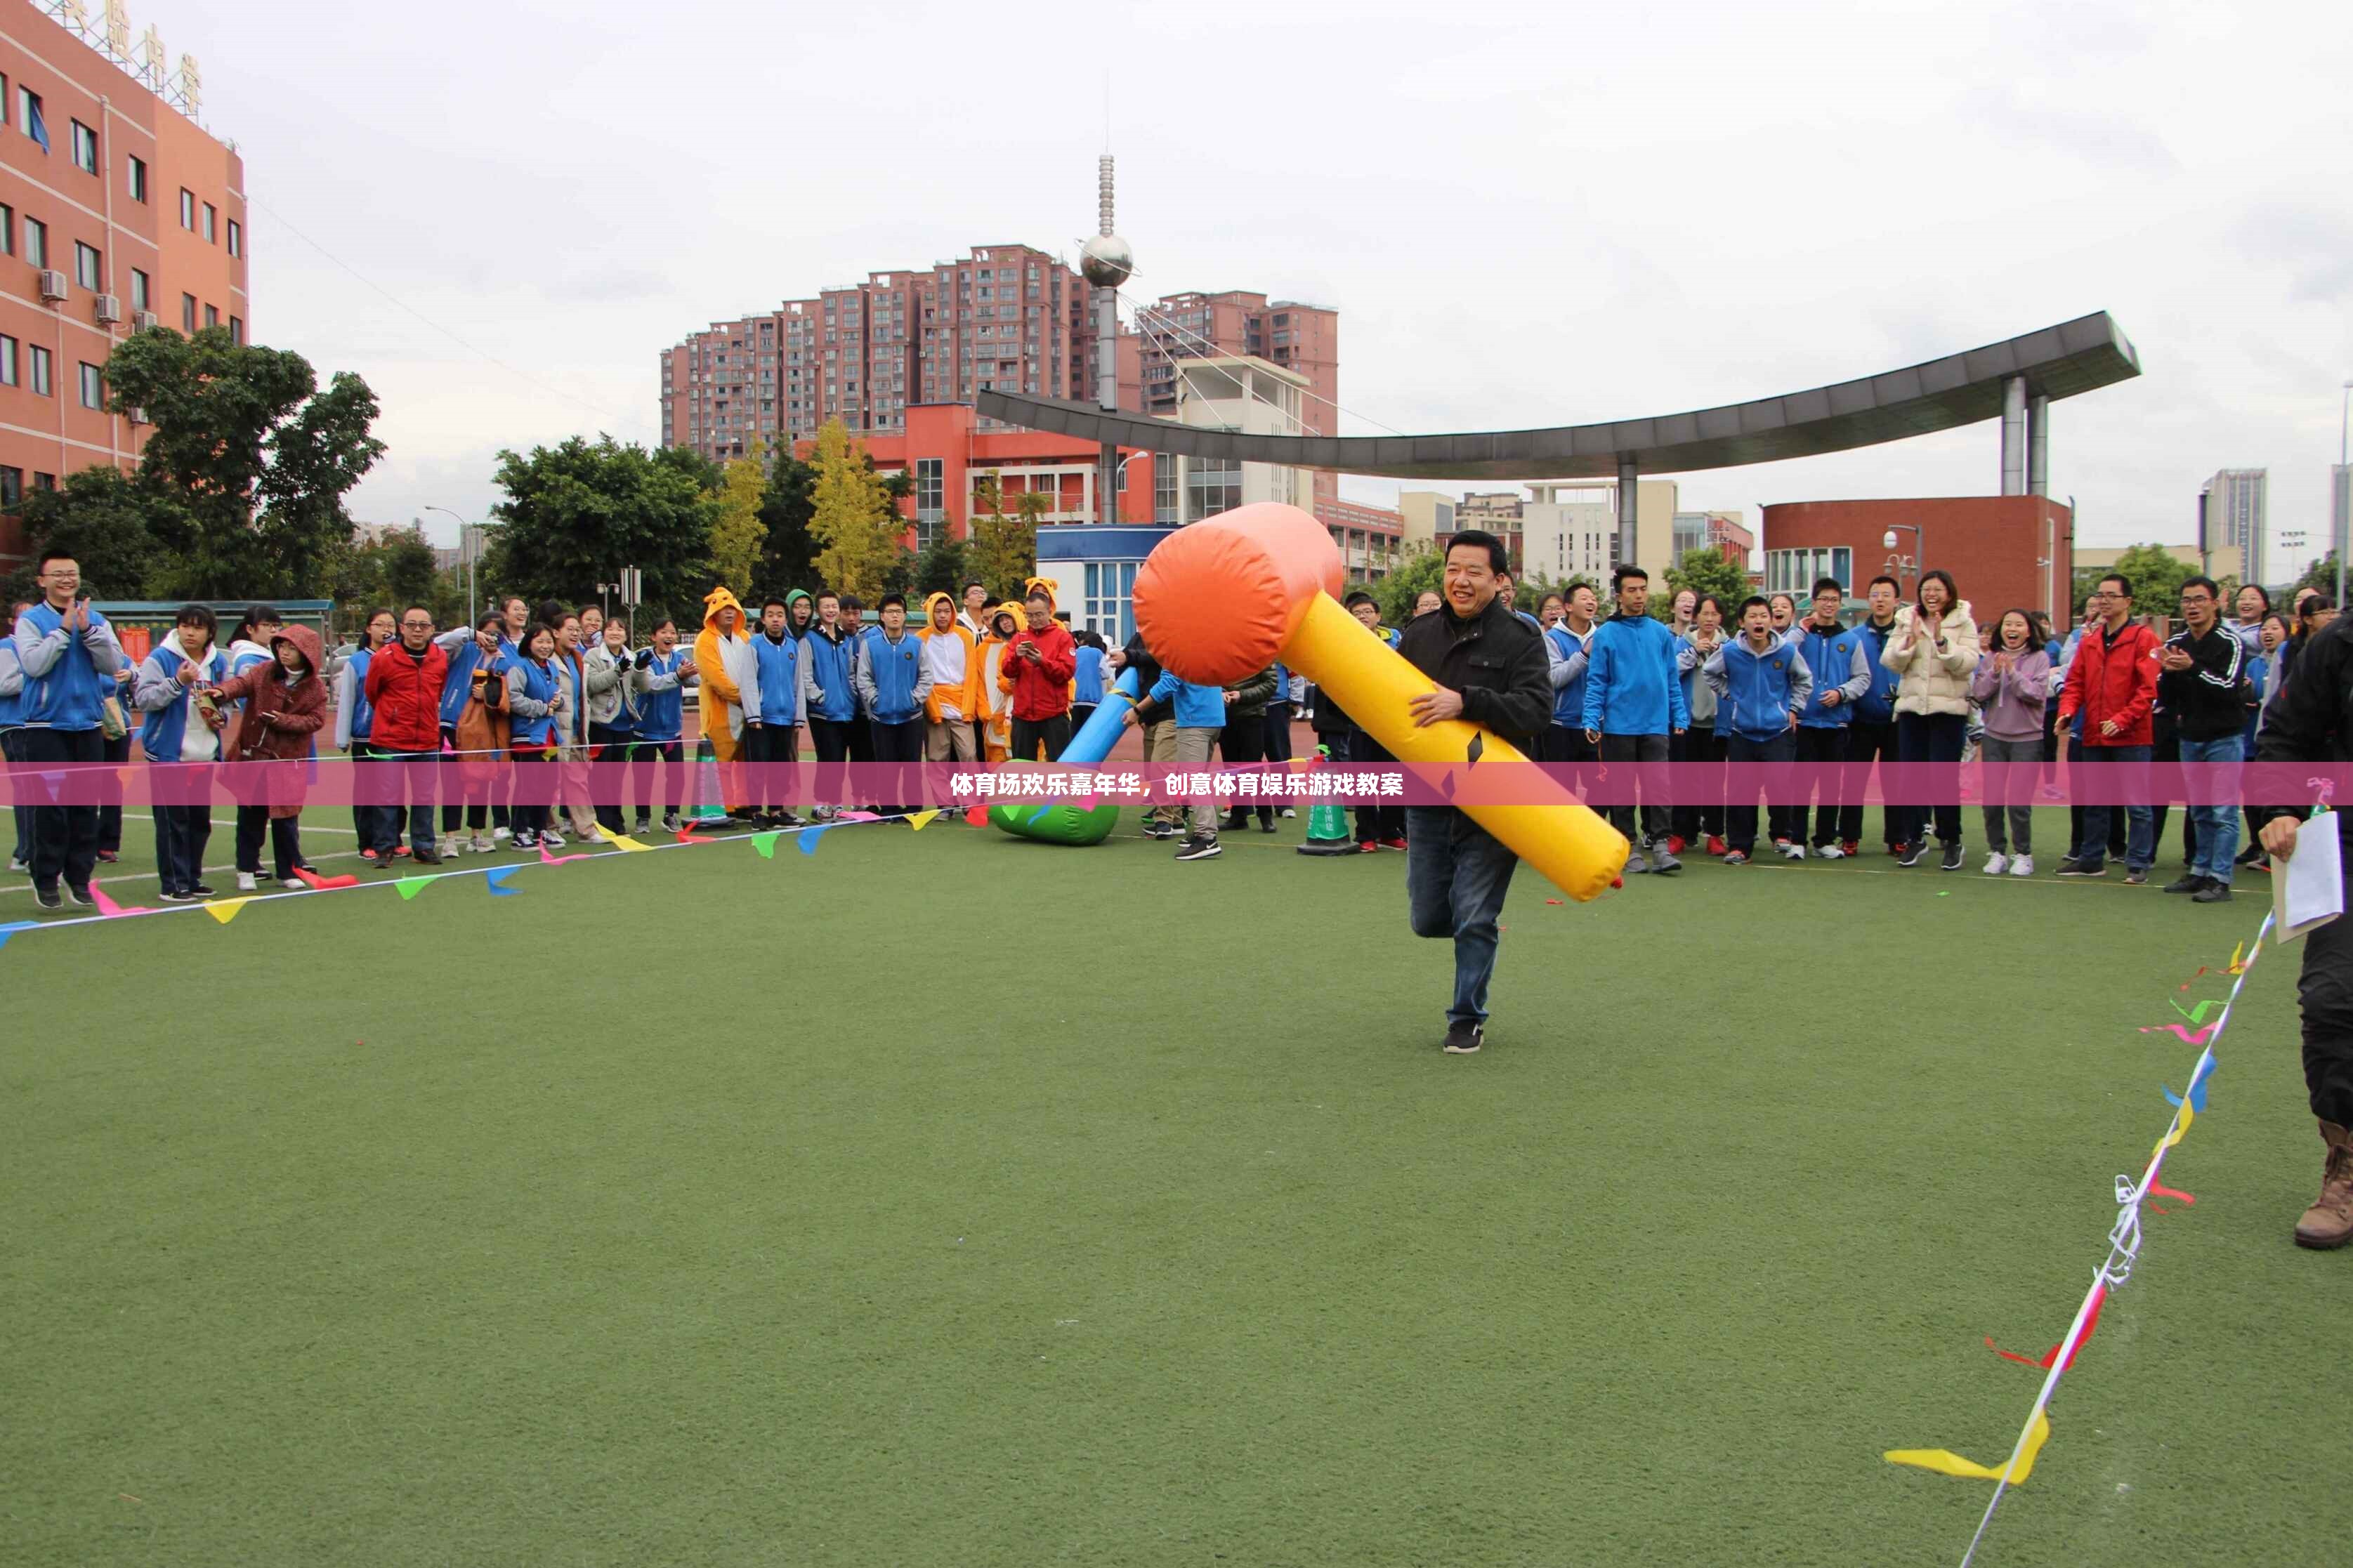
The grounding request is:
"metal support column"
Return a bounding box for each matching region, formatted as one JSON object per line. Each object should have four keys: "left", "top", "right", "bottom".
{"left": 2000, "top": 375, "right": 2027, "bottom": 496}
{"left": 1615, "top": 455, "right": 1637, "bottom": 570}
{"left": 2027, "top": 394, "right": 2049, "bottom": 497}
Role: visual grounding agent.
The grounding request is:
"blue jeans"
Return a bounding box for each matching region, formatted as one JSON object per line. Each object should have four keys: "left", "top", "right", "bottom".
{"left": 1405, "top": 807, "right": 1519, "bottom": 1027}
{"left": 2078, "top": 744, "right": 2154, "bottom": 871}
{"left": 2180, "top": 733, "right": 2243, "bottom": 884}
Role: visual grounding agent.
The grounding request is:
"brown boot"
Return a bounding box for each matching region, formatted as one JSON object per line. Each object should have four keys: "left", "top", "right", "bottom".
{"left": 2293, "top": 1121, "right": 2353, "bottom": 1249}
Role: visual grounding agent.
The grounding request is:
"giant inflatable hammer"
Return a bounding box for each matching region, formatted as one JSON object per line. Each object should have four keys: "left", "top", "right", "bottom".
{"left": 1134, "top": 502, "right": 1628, "bottom": 901}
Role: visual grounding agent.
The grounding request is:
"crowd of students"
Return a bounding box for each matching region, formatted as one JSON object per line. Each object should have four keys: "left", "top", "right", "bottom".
{"left": 0, "top": 539, "right": 2338, "bottom": 907}
{"left": 1524, "top": 563, "right": 2331, "bottom": 902}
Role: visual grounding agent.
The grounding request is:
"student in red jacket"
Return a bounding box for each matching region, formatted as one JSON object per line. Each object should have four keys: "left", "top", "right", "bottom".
{"left": 2055, "top": 572, "right": 2161, "bottom": 882}
{"left": 1000, "top": 588, "right": 1077, "bottom": 761}
{"left": 362, "top": 603, "right": 450, "bottom": 865}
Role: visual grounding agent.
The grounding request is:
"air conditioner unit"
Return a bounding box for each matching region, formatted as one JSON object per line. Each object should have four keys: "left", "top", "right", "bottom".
{"left": 132, "top": 310, "right": 159, "bottom": 332}
{"left": 37, "top": 269, "right": 68, "bottom": 302}
{"left": 93, "top": 294, "right": 122, "bottom": 324}
{"left": 127, "top": 406, "right": 149, "bottom": 426}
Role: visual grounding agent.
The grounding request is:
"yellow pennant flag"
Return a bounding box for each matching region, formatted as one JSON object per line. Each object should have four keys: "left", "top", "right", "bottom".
{"left": 907, "top": 810, "right": 940, "bottom": 832}
{"left": 596, "top": 826, "right": 654, "bottom": 852}
{"left": 2154, "top": 1102, "right": 2194, "bottom": 1159}
{"left": 1886, "top": 1413, "right": 2050, "bottom": 1484}
{"left": 204, "top": 897, "right": 255, "bottom": 925}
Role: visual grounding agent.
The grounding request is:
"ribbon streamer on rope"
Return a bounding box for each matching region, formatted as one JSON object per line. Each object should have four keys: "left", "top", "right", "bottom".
{"left": 1889, "top": 911, "right": 2275, "bottom": 1568}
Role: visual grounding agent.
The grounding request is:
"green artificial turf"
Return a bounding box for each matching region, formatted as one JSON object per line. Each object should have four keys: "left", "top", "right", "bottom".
{"left": 1, "top": 808, "right": 2339, "bottom": 1566}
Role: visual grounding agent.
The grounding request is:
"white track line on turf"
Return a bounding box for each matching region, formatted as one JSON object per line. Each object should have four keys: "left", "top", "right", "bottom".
{"left": 1, "top": 815, "right": 914, "bottom": 934}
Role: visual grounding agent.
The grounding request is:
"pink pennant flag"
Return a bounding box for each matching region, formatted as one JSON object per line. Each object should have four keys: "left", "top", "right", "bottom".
{"left": 1986, "top": 1284, "right": 2107, "bottom": 1372}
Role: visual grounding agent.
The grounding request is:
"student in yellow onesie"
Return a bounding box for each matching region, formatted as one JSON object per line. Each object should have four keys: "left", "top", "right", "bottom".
{"left": 693, "top": 586, "right": 760, "bottom": 820}
{"left": 977, "top": 602, "right": 1022, "bottom": 763}
{"left": 919, "top": 591, "right": 982, "bottom": 762}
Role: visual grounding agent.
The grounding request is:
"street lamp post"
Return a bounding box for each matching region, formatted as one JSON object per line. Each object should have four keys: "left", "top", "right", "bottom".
{"left": 1881, "top": 523, "right": 1926, "bottom": 593}
{"left": 424, "top": 505, "right": 476, "bottom": 628}
{"left": 2338, "top": 379, "right": 2350, "bottom": 612}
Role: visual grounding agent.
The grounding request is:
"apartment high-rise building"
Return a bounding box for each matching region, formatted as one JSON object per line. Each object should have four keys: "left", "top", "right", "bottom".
{"left": 0, "top": 0, "right": 247, "bottom": 571}
{"left": 1118, "top": 289, "right": 1339, "bottom": 508}
{"left": 662, "top": 243, "right": 1093, "bottom": 466}
{"left": 2198, "top": 468, "right": 2268, "bottom": 587}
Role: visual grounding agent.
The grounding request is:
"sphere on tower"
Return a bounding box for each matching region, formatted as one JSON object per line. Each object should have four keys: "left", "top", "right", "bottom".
{"left": 1080, "top": 234, "right": 1134, "bottom": 289}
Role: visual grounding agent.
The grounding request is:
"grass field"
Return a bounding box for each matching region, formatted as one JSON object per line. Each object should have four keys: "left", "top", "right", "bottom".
{"left": 2, "top": 804, "right": 2340, "bottom": 1566}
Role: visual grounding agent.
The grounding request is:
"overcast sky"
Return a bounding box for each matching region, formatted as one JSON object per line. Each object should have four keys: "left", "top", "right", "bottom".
{"left": 166, "top": 0, "right": 2353, "bottom": 572}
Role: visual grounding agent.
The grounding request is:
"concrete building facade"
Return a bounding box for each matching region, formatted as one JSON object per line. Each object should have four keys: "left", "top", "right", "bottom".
{"left": 0, "top": 0, "right": 245, "bottom": 571}
{"left": 663, "top": 244, "right": 1093, "bottom": 466}
{"left": 1118, "top": 288, "right": 1339, "bottom": 509}
{"left": 1155, "top": 355, "right": 1313, "bottom": 522}
{"left": 2197, "top": 468, "right": 2267, "bottom": 588}
{"left": 1313, "top": 495, "right": 1403, "bottom": 581}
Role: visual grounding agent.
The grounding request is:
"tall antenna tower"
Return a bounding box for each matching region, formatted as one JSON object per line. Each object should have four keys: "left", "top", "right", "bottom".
{"left": 1077, "top": 156, "right": 1134, "bottom": 523}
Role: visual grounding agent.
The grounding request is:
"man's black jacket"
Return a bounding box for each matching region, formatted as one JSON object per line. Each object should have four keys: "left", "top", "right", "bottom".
{"left": 1394, "top": 594, "right": 1553, "bottom": 750}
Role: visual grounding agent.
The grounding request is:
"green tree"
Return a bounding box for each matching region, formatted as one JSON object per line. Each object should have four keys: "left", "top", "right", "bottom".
{"left": 4, "top": 465, "right": 171, "bottom": 602}
{"left": 482, "top": 436, "right": 717, "bottom": 613}
{"left": 757, "top": 445, "right": 818, "bottom": 593}
{"left": 707, "top": 448, "right": 768, "bottom": 601}
{"left": 965, "top": 475, "right": 1040, "bottom": 599}
{"left": 1658, "top": 547, "right": 1754, "bottom": 621}
{"left": 912, "top": 531, "right": 970, "bottom": 598}
{"left": 2298, "top": 554, "right": 2340, "bottom": 597}
{"left": 807, "top": 420, "right": 901, "bottom": 601}
{"left": 103, "top": 326, "right": 385, "bottom": 598}
{"left": 2076, "top": 544, "right": 2197, "bottom": 621}
{"left": 1372, "top": 543, "right": 1443, "bottom": 626}
{"left": 324, "top": 523, "right": 440, "bottom": 632}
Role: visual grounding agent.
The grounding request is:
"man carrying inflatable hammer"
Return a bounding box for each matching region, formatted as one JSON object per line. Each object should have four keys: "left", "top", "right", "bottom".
{"left": 1394, "top": 529, "right": 1555, "bottom": 1054}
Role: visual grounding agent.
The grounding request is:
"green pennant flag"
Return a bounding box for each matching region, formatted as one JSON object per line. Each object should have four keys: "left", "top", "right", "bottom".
{"left": 751, "top": 831, "right": 781, "bottom": 860}
{"left": 395, "top": 876, "right": 434, "bottom": 901}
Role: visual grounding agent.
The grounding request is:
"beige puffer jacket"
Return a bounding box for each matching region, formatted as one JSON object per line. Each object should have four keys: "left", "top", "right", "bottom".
{"left": 1884, "top": 600, "right": 1981, "bottom": 717}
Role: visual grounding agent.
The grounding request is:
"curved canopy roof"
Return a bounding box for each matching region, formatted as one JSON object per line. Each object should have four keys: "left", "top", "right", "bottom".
{"left": 976, "top": 311, "right": 2139, "bottom": 480}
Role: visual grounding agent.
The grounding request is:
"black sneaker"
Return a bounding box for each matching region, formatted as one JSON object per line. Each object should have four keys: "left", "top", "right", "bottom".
{"left": 1258, "top": 819, "right": 1278, "bottom": 834}
{"left": 412, "top": 848, "right": 443, "bottom": 866}
{"left": 2192, "top": 881, "right": 2234, "bottom": 902}
{"left": 188, "top": 884, "right": 216, "bottom": 899}
{"left": 1174, "top": 833, "right": 1222, "bottom": 862}
{"left": 63, "top": 883, "right": 96, "bottom": 908}
{"left": 2163, "top": 874, "right": 2205, "bottom": 895}
{"left": 2123, "top": 868, "right": 2149, "bottom": 885}
{"left": 1896, "top": 843, "right": 1929, "bottom": 868}
{"left": 1442, "top": 1021, "right": 1483, "bottom": 1055}
{"left": 1940, "top": 843, "right": 1964, "bottom": 871}
{"left": 34, "top": 883, "right": 63, "bottom": 911}
{"left": 2234, "top": 843, "right": 2263, "bottom": 867}
{"left": 2057, "top": 860, "right": 2106, "bottom": 878}
{"left": 1143, "top": 820, "right": 1183, "bottom": 840}
{"left": 158, "top": 888, "right": 192, "bottom": 904}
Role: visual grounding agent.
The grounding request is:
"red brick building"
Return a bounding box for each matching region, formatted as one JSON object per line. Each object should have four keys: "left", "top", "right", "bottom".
{"left": 1761, "top": 496, "right": 2075, "bottom": 627}
{"left": 0, "top": 0, "right": 247, "bottom": 572}
{"left": 813, "top": 401, "right": 1155, "bottom": 550}
{"left": 662, "top": 243, "right": 1095, "bottom": 466}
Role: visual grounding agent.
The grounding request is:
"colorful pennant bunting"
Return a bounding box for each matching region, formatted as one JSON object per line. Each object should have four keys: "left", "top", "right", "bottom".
{"left": 1987, "top": 1286, "right": 2107, "bottom": 1371}
{"left": 394, "top": 876, "right": 434, "bottom": 900}
{"left": 797, "top": 825, "right": 830, "bottom": 856}
{"left": 0, "top": 919, "right": 39, "bottom": 950}
{"left": 1886, "top": 1414, "right": 2051, "bottom": 1484}
{"left": 907, "top": 810, "right": 940, "bottom": 831}
{"left": 485, "top": 867, "right": 521, "bottom": 897}
{"left": 595, "top": 826, "right": 653, "bottom": 852}
{"left": 204, "top": 897, "right": 254, "bottom": 924}
{"left": 293, "top": 867, "right": 360, "bottom": 890}
{"left": 750, "top": 831, "right": 780, "bottom": 859}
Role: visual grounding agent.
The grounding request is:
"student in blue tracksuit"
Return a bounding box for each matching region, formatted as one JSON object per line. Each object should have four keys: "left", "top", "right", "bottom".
{"left": 1704, "top": 596, "right": 1814, "bottom": 865}
{"left": 1786, "top": 578, "right": 1873, "bottom": 857}
{"left": 747, "top": 598, "right": 806, "bottom": 827}
{"left": 130, "top": 604, "right": 231, "bottom": 899}
{"left": 800, "top": 591, "right": 860, "bottom": 819}
{"left": 1840, "top": 574, "right": 1907, "bottom": 855}
{"left": 1127, "top": 667, "right": 1228, "bottom": 859}
{"left": 856, "top": 593, "right": 933, "bottom": 817}
{"left": 1072, "top": 632, "right": 1108, "bottom": 736}
{"left": 1672, "top": 595, "right": 1731, "bottom": 851}
{"left": 13, "top": 551, "right": 127, "bottom": 907}
{"left": 1, "top": 599, "right": 29, "bottom": 874}
{"left": 1580, "top": 566, "right": 1689, "bottom": 874}
{"left": 629, "top": 618, "right": 693, "bottom": 833}
{"left": 336, "top": 609, "right": 394, "bottom": 857}
{"left": 1544, "top": 583, "right": 1599, "bottom": 796}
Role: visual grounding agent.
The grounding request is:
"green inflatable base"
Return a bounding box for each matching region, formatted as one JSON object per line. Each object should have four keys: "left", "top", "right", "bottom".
{"left": 990, "top": 799, "right": 1122, "bottom": 846}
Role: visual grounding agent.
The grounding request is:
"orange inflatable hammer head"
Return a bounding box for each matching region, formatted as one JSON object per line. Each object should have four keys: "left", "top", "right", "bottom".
{"left": 1132, "top": 503, "right": 1345, "bottom": 685}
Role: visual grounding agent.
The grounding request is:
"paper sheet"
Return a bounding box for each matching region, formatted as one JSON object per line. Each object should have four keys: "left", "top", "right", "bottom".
{"left": 2273, "top": 815, "right": 2345, "bottom": 944}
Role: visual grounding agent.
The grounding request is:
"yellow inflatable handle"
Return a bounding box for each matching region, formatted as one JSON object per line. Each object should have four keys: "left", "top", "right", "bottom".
{"left": 1131, "top": 502, "right": 1628, "bottom": 901}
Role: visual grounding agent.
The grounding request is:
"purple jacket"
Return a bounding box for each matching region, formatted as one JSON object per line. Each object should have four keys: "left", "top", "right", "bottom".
{"left": 1969, "top": 647, "right": 2051, "bottom": 741}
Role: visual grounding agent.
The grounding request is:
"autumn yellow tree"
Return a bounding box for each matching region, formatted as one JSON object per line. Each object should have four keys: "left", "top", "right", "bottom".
{"left": 808, "top": 419, "right": 902, "bottom": 600}
{"left": 706, "top": 441, "right": 769, "bottom": 600}
{"left": 968, "top": 475, "right": 1042, "bottom": 599}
